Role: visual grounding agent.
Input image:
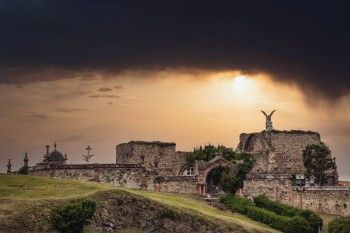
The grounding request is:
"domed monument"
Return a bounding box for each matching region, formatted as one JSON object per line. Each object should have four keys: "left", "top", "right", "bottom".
{"left": 43, "top": 143, "right": 67, "bottom": 165}
{"left": 32, "top": 143, "right": 67, "bottom": 169}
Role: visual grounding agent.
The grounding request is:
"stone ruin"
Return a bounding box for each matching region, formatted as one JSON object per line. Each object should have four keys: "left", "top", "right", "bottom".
{"left": 5, "top": 111, "right": 350, "bottom": 216}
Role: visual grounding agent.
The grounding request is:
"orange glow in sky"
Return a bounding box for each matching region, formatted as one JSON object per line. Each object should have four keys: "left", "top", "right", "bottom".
{"left": 0, "top": 70, "right": 349, "bottom": 179}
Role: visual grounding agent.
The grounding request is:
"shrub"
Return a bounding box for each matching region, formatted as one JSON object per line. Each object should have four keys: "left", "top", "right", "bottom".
{"left": 329, "top": 217, "right": 350, "bottom": 233}
{"left": 221, "top": 194, "right": 313, "bottom": 233}
{"left": 285, "top": 216, "right": 312, "bottom": 233}
{"left": 18, "top": 165, "right": 28, "bottom": 175}
{"left": 51, "top": 199, "right": 96, "bottom": 233}
{"left": 298, "top": 210, "right": 322, "bottom": 233}
{"left": 254, "top": 195, "right": 322, "bottom": 233}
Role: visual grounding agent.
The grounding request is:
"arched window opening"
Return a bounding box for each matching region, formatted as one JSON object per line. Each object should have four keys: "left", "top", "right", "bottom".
{"left": 185, "top": 166, "right": 194, "bottom": 176}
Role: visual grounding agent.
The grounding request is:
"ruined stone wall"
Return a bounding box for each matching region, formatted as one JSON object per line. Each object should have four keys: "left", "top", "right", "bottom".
{"left": 238, "top": 131, "right": 321, "bottom": 175}
{"left": 240, "top": 175, "right": 292, "bottom": 202}
{"left": 240, "top": 177, "right": 350, "bottom": 216}
{"left": 270, "top": 131, "right": 320, "bottom": 174}
{"left": 290, "top": 189, "right": 350, "bottom": 216}
{"left": 29, "top": 165, "right": 143, "bottom": 189}
{"left": 250, "top": 152, "right": 268, "bottom": 173}
{"left": 116, "top": 141, "right": 188, "bottom": 176}
{"left": 157, "top": 176, "right": 198, "bottom": 194}
{"left": 28, "top": 163, "right": 197, "bottom": 193}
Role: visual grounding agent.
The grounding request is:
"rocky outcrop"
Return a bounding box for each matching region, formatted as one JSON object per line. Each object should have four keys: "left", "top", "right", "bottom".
{"left": 89, "top": 190, "right": 246, "bottom": 233}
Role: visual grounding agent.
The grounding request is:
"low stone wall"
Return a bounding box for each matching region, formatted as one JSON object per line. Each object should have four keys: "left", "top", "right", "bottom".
{"left": 29, "top": 165, "right": 143, "bottom": 189}
{"left": 29, "top": 164, "right": 198, "bottom": 194}
{"left": 241, "top": 176, "right": 292, "bottom": 202}
{"left": 241, "top": 176, "right": 350, "bottom": 216}
{"left": 291, "top": 189, "right": 350, "bottom": 216}
{"left": 156, "top": 176, "right": 198, "bottom": 194}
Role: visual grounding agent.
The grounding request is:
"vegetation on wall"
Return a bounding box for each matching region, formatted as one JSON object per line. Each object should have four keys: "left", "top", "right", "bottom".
{"left": 187, "top": 144, "right": 254, "bottom": 193}
{"left": 329, "top": 217, "right": 350, "bottom": 233}
{"left": 253, "top": 195, "right": 322, "bottom": 233}
{"left": 302, "top": 142, "right": 336, "bottom": 185}
{"left": 220, "top": 194, "right": 313, "bottom": 233}
{"left": 51, "top": 199, "right": 96, "bottom": 233}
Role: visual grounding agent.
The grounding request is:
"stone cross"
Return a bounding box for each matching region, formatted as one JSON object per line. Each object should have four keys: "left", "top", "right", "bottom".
{"left": 82, "top": 145, "right": 94, "bottom": 163}
{"left": 261, "top": 110, "right": 276, "bottom": 131}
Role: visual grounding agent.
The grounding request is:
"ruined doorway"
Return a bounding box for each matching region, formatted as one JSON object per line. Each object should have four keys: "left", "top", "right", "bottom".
{"left": 206, "top": 166, "right": 225, "bottom": 196}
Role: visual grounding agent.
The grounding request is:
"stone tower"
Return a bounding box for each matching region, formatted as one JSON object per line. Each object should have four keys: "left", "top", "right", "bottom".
{"left": 7, "top": 159, "right": 11, "bottom": 173}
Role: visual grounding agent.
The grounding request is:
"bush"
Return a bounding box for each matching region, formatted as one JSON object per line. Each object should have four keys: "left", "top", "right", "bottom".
{"left": 329, "top": 217, "right": 350, "bottom": 233}
{"left": 18, "top": 165, "right": 28, "bottom": 175}
{"left": 254, "top": 195, "right": 322, "bottom": 233}
{"left": 285, "top": 216, "right": 311, "bottom": 233}
{"left": 220, "top": 194, "right": 312, "bottom": 233}
{"left": 51, "top": 199, "right": 96, "bottom": 233}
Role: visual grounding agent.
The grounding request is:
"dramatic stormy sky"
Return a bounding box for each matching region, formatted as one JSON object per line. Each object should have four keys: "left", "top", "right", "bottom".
{"left": 0, "top": 1, "right": 349, "bottom": 178}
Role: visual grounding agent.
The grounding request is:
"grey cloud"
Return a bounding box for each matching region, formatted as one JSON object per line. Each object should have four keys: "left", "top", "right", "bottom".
{"left": 56, "top": 108, "right": 86, "bottom": 113}
{"left": 98, "top": 87, "right": 113, "bottom": 92}
{"left": 114, "top": 85, "right": 123, "bottom": 89}
{"left": 89, "top": 94, "right": 120, "bottom": 98}
{"left": 29, "top": 112, "right": 50, "bottom": 119}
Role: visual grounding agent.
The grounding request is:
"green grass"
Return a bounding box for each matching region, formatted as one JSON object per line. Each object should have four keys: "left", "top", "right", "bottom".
{"left": 0, "top": 174, "right": 110, "bottom": 199}
{"left": 0, "top": 174, "right": 279, "bottom": 232}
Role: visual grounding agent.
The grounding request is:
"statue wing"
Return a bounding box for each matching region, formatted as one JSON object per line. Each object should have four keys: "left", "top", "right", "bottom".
{"left": 269, "top": 110, "right": 276, "bottom": 117}
{"left": 260, "top": 110, "right": 268, "bottom": 117}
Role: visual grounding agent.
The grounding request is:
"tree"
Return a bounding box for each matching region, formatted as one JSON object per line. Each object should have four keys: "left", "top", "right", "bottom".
{"left": 302, "top": 143, "right": 336, "bottom": 186}
{"left": 187, "top": 144, "right": 254, "bottom": 193}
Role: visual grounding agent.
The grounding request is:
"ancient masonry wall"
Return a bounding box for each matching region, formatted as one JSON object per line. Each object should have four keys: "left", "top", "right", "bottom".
{"left": 155, "top": 176, "right": 198, "bottom": 194}
{"left": 28, "top": 163, "right": 198, "bottom": 193}
{"left": 29, "top": 164, "right": 144, "bottom": 189}
{"left": 270, "top": 131, "right": 320, "bottom": 174}
{"left": 291, "top": 189, "right": 350, "bottom": 216}
{"left": 241, "top": 175, "right": 292, "bottom": 202}
{"left": 238, "top": 131, "right": 321, "bottom": 175}
{"left": 241, "top": 178, "right": 350, "bottom": 216}
{"left": 115, "top": 142, "right": 188, "bottom": 176}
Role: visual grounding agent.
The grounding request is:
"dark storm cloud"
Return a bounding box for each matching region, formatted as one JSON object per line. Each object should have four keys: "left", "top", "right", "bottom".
{"left": 0, "top": 1, "right": 349, "bottom": 99}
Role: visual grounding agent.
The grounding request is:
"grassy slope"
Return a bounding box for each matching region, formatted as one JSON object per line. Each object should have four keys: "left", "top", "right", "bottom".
{"left": 124, "top": 189, "right": 280, "bottom": 233}
{"left": 0, "top": 174, "right": 278, "bottom": 232}
{"left": 0, "top": 174, "right": 110, "bottom": 199}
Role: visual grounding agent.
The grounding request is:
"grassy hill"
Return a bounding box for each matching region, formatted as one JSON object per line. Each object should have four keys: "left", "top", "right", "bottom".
{"left": 0, "top": 174, "right": 279, "bottom": 233}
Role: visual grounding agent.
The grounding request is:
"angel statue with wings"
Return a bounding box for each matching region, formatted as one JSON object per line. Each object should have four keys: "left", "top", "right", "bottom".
{"left": 261, "top": 110, "right": 276, "bottom": 131}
